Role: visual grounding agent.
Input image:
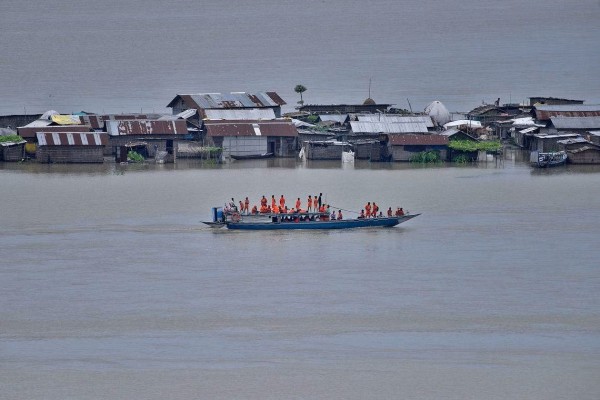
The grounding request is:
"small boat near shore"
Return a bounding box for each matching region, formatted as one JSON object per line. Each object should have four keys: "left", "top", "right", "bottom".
{"left": 229, "top": 152, "right": 274, "bottom": 160}
{"left": 530, "top": 150, "right": 567, "bottom": 168}
{"left": 204, "top": 207, "right": 419, "bottom": 230}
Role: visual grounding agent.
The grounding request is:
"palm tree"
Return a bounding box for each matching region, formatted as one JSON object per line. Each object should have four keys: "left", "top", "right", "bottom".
{"left": 294, "top": 84, "right": 307, "bottom": 105}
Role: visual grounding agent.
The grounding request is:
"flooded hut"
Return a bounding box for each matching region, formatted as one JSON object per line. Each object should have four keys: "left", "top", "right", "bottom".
{"left": 35, "top": 132, "right": 108, "bottom": 163}
{"left": 387, "top": 134, "right": 448, "bottom": 162}
{"left": 205, "top": 119, "right": 298, "bottom": 159}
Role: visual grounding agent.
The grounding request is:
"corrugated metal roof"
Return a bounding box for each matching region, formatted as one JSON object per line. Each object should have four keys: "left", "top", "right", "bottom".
{"left": 350, "top": 121, "right": 429, "bottom": 134}
{"left": 0, "top": 139, "right": 26, "bottom": 147}
{"left": 439, "top": 128, "right": 460, "bottom": 136}
{"left": 80, "top": 114, "right": 153, "bottom": 129}
{"left": 204, "top": 108, "right": 276, "bottom": 120}
{"left": 205, "top": 120, "right": 298, "bottom": 137}
{"left": 168, "top": 92, "right": 286, "bottom": 109}
{"left": 36, "top": 132, "right": 108, "bottom": 146}
{"left": 533, "top": 133, "right": 580, "bottom": 139}
{"left": 535, "top": 104, "right": 600, "bottom": 112}
{"left": 535, "top": 105, "right": 600, "bottom": 120}
{"left": 105, "top": 120, "right": 188, "bottom": 136}
{"left": 388, "top": 134, "right": 448, "bottom": 146}
{"left": 18, "top": 125, "right": 92, "bottom": 139}
{"left": 519, "top": 127, "right": 539, "bottom": 134}
{"left": 551, "top": 116, "right": 600, "bottom": 130}
{"left": 357, "top": 114, "right": 434, "bottom": 127}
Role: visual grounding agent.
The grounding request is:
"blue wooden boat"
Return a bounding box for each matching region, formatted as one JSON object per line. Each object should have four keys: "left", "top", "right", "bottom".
{"left": 204, "top": 207, "right": 419, "bottom": 230}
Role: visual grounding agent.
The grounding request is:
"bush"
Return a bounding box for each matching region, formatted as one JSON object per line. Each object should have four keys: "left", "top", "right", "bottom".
{"left": 127, "top": 150, "right": 145, "bottom": 163}
{"left": 0, "top": 134, "right": 24, "bottom": 143}
{"left": 410, "top": 150, "right": 441, "bottom": 163}
{"left": 448, "top": 140, "right": 502, "bottom": 153}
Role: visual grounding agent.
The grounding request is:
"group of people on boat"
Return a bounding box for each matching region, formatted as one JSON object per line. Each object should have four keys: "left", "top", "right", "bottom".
{"left": 224, "top": 194, "right": 404, "bottom": 222}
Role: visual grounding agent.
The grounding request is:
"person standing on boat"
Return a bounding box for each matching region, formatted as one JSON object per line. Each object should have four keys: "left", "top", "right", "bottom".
{"left": 295, "top": 197, "right": 301, "bottom": 210}
{"left": 317, "top": 193, "right": 323, "bottom": 209}
{"left": 372, "top": 202, "right": 379, "bottom": 217}
{"left": 307, "top": 195, "right": 313, "bottom": 212}
{"left": 244, "top": 197, "right": 250, "bottom": 214}
{"left": 271, "top": 195, "right": 276, "bottom": 210}
{"left": 261, "top": 195, "right": 268, "bottom": 208}
{"left": 387, "top": 207, "right": 393, "bottom": 217}
{"left": 279, "top": 195, "right": 286, "bottom": 209}
{"left": 365, "top": 202, "right": 371, "bottom": 218}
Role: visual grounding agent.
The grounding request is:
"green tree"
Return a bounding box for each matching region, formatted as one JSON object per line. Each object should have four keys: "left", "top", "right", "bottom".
{"left": 294, "top": 84, "right": 307, "bottom": 105}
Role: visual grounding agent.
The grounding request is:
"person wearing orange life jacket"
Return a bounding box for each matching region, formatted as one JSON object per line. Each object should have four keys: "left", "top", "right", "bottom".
{"left": 271, "top": 195, "right": 276, "bottom": 209}
{"left": 279, "top": 195, "right": 286, "bottom": 209}
{"left": 260, "top": 195, "right": 268, "bottom": 207}
{"left": 244, "top": 197, "right": 250, "bottom": 214}
{"left": 295, "top": 197, "right": 301, "bottom": 210}
{"left": 272, "top": 204, "right": 280, "bottom": 214}
{"left": 372, "top": 202, "right": 379, "bottom": 217}
{"left": 307, "top": 195, "right": 313, "bottom": 212}
{"left": 365, "top": 202, "right": 371, "bottom": 218}
{"left": 251, "top": 205, "right": 258, "bottom": 214}
{"left": 239, "top": 201, "right": 244, "bottom": 214}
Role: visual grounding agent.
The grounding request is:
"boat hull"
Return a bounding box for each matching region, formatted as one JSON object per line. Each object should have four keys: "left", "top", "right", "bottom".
{"left": 223, "top": 214, "right": 419, "bottom": 230}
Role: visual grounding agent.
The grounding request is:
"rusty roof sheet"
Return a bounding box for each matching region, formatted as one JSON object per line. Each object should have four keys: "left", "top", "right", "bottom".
{"left": 18, "top": 124, "right": 92, "bottom": 139}
{"left": 350, "top": 121, "right": 429, "bottom": 134}
{"left": 79, "top": 114, "right": 154, "bottom": 129}
{"left": 535, "top": 105, "right": 600, "bottom": 120}
{"left": 105, "top": 120, "right": 188, "bottom": 136}
{"left": 388, "top": 134, "right": 448, "bottom": 146}
{"left": 204, "top": 108, "right": 276, "bottom": 120}
{"left": 205, "top": 120, "right": 298, "bottom": 137}
{"left": 36, "top": 132, "right": 108, "bottom": 146}
{"left": 167, "top": 92, "right": 286, "bottom": 109}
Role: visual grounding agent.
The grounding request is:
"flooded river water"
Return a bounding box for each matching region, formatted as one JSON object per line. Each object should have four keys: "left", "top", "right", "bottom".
{"left": 1, "top": 152, "right": 600, "bottom": 399}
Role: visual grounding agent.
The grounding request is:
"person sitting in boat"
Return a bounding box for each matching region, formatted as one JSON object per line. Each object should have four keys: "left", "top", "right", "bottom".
{"left": 358, "top": 209, "right": 365, "bottom": 219}
{"left": 272, "top": 204, "right": 280, "bottom": 214}
{"left": 337, "top": 210, "right": 343, "bottom": 220}
{"left": 251, "top": 205, "right": 258, "bottom": 214}
{"left": 395, "top": 207, "right": 404, "bottom": 216}
{"left": 229, "top": 198, "right": 237, "bottom": 211}
{"left": 378, "top": 211, "right": 383, "bottom": 218}
{"left": 331, "top": 211, "right": 336, "bottom": 220}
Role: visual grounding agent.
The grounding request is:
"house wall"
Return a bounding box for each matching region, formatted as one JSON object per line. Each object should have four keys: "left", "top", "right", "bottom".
{"left": 391, "top": 145, "right": 447, "bottom": 162}
{"left": 567, "top": 149, "right": 600, "bottom": 164}
{"left": 1, "top": 144, "right": 25, "bottom": 161}
{"left": 270, "top": 137, "right": 297, "bottom": 157}
{"left": 306, "top": 143, "right": 343, "bottom": 160}
{"left": 223, "top": 136, "right": 268, "bottom": 157}
{"left": 0, "top": 114, "right": 42, "bottom": 129}
{"left": 36, "top": 146, "right": 105, "bottom": 163}
{"left": 107, "top": 136, "right": 178, "bottom": 160}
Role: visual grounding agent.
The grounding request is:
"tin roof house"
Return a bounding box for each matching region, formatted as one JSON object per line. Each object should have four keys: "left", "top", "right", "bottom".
{"left": 204, "top": 119, "right": 298, "bottom": 159}
{"left": 167, "top": 92, "right": 287, "bottom": 125}
{"left": 105, "top": 120, "right": 188, "bottom": 163}
{"left": 387, "top": 134, "right": 449, "bottom": 162}
{"left": 35, "top": 132, "right": 108, "bottom": 163}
